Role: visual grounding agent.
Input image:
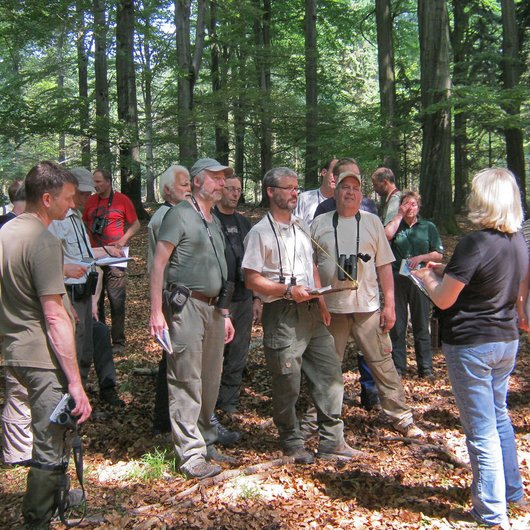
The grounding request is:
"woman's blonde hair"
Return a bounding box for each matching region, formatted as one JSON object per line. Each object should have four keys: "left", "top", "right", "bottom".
{"left": 467, "top": 167, "right": 523, "bottom": 233}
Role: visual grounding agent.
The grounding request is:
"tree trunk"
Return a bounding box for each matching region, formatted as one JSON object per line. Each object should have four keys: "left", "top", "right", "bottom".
{"left": 417, "top": 0, "right": 455, "bottom": 233}
{"left": 233, "top": 47, "right": 247, "bottom": 180}
{"left": 253, "top": 0, "right": 272, "bottom": 194}
{"left": 451, "top": 0, "right": 469, "bottom": 213}
{"left": 304, "top": 0, "right": 318, "bottom": 189}
{"left": 210, "top": 1, "right": 230, "bottom": 165}
{"left": 375, "top": 0, "right": 399, "bottom": 181}
{"left": 76, "top": 2, "right": 91, "bottom": 169}
{"left": 175, "top": 0, "right": 207, "bottom": 167}
{"left": 57, "top": 27, "right": 66, "bottom": 162}
{"left": 116, "top": 0, "right": 148, "bottom": 218}
{"left": 140, "top": 13, "right": 155, "bottom": 202}
{"left": 500, "top": 0, "right": 526, "bottom": 212}
{"left": 93, "top": 0, "right": 112, "bottom": 171}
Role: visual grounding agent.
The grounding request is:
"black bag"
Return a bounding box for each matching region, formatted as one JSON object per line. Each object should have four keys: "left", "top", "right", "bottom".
{"left": 163, "top": 284, "right": 191, "bottom": 314}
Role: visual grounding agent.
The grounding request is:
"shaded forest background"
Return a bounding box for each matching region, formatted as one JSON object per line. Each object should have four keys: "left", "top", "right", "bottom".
{"left": 0, "top": 0, "right": 528, "bottom": 231}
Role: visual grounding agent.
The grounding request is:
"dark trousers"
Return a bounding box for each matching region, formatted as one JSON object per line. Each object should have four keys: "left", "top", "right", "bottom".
{"left": 391, "top": 273, "right": 433, "bottom": 375}
{"left": 92, "top": 319, "right": 118, "bottom": 390}
{"left": 98, "top": 265, "right": 127, "bottom": 346}
{"left": 216, "top": 296, "right": 253, "bottom": 413}
{"left": 358, "top": 354, "right": 379, "bottom": 407}
{"left": 153, "top": 351, "right": 170, "bottom": 431}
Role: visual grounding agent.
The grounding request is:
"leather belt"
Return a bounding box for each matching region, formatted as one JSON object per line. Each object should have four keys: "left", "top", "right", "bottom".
{"left": 190, "top": 291, "right": 218, "bottom": 306}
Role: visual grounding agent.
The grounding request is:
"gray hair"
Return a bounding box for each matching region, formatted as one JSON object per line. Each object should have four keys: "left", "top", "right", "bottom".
{"left": 159, "top": 165, "right": 189, "bottom": 198}
{"left": 263, "top": 167, "right": 298, "bottom": 189}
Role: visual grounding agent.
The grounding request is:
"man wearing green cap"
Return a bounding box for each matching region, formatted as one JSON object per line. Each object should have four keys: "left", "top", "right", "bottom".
{"left": 150, "top": 158, "right": 237, "bottom": 480}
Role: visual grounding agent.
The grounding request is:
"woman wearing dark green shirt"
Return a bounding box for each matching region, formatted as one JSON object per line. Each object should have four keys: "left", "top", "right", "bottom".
{"left": 386, "top": 191, "right": 443, "bottom": 377}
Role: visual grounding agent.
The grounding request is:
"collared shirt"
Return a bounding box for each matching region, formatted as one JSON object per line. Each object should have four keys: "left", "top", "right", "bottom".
{"left": 49, "top": 209, "right": 94, "bottom": 285}
{"left": 242, "top": 214, "right": 315, "bottom": 303}
{"left": 390, "top": 217, "right": 444, "bottom": 273}
{"left": 294, "top": 188, "right": 326, "bottom": 226}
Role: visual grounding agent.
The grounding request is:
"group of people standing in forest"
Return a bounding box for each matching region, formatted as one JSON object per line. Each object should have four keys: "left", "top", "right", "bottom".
{"left": 0, "top": 156, "right": 529, "bottom": 529}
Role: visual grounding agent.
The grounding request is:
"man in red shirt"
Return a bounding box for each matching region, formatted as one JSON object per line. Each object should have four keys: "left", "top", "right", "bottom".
{"left": 83, "top": 169, "right": 140, "bottom": 352}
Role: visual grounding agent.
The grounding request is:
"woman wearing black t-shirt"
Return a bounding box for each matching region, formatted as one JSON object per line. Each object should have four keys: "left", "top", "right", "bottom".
{"left": 414, "top": 168, "right": 528, "bottom": 528}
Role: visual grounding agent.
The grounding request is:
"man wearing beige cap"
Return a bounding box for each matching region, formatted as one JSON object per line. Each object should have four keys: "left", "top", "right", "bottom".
{"left": 49, "top": 167, "right": 124, "bottom": 406}
{"left": 310, "top": 162, "right": 424, "bottom": 438}
{"left": 150, "top": 157, "right": 236, "bottom": 479}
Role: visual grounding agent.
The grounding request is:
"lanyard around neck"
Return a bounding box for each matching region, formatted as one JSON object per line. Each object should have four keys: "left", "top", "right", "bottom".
{"left": 70, "top": 214, "right": 93, "bottom": 259}
{"left": 267, "top": 213, "right": 297, "bottom": 285}
{"left": 191, "top": 195, "right": 225, "bottom": 281}
{"left": 332, "top": 211, "right": 361, "bottom": 281}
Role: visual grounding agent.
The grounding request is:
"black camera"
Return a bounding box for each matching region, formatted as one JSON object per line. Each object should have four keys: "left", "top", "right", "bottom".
{"left": 72, "top": 270, "right": 99, "bottom": 301}
{"left": 91, "top": 216, "right": 107, "bottom": 236}
{"left": 50, "top": 394, "right": 78, "bottom": 430}
{"left": 216, "top": 280, "right": 235, "bottom": 310}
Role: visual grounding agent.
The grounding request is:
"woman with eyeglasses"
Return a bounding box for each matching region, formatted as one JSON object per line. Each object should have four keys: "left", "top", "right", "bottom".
{"left": 413, "top": 168, "right": 529, "bottom": 528}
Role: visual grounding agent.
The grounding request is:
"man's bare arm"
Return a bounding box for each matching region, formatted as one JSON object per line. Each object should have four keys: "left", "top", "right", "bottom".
{"left": 114, "top": 219, "right": 141, "bottom": 247}
{"left": 40, "top": 294, "right": 91, "bottom": 423}
{"left": 149, "top": 240, "right": 174, "bottom": 336}
{"left": 376, "top": 263, "right": 396, "bottom": 332}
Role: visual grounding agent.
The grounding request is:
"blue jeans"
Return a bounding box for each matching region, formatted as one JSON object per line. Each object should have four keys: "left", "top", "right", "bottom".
{"left": 443, "top": 340, "right": 523, "bottom": 527}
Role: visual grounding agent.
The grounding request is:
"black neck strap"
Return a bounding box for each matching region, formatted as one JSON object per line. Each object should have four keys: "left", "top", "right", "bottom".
{"left": 267, "top": 213, "right": 296, "bottom": 285}
{"left": 191, "top": 196, "right": 225, "bottom": 282}
{"left": 70, "top": 214, "right": 93, "bottom": 260}
{"left": 332, "top": 211, "right": 361, "bottom": 281}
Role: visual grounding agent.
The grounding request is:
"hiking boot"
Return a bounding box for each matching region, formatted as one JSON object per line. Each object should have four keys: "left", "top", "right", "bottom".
{"left": 284, "top": 446, "right": 314, "bottom": 464}
{"left": 100, "top": 387, "right": 125, "bottom": 407}
{"left": 206, "top": 446, "right": 238, "bottom": 464}
{"left": 211, "top": 414, "right": 241, "bottom": 447}
{"left": 395, "top": 422, "right": 424, "bottom": 438}
{"left": 51, "top": 488, "right": 85, "bottom": 521}
{"left": 316, "top": 442, "right": 365, "bottom": 461}
{"left": 182, "top": 460, "right": 222, "bottom": 480}
{"left": 112, "top": 343, "right": 125, "bottom": 355}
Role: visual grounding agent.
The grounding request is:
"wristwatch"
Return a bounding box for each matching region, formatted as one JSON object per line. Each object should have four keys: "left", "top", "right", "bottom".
{"left": 283, "top": 285, "right": 293, "bottom": 300}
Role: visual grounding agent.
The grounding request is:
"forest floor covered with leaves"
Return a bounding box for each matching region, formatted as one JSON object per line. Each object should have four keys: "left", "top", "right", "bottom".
{"left": 1, "top": 209, "right": 530, "bottom": 529}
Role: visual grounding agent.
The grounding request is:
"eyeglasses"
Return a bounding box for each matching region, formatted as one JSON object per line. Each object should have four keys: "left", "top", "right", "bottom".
{"left": 269, "top": 185, "right": 302, "bottom": 193}
{"left": 224, "top": 186, "right": 242, "bottom": 194}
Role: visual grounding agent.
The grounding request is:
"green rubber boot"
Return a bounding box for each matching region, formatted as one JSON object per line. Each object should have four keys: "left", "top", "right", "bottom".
{"left": 21, "top": 467, "right": 63, "bottom": 529}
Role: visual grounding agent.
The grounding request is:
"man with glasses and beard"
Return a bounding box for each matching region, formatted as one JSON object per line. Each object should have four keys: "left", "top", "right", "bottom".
{"left": 150, "top": 158, "right": 236, "bottom": 480}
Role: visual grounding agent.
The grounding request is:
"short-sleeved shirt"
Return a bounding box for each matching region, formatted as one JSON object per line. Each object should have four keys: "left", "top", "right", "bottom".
{"left": 158, "top": 200, "right": 227, "bottom": 298}
{"left": 390, "top": 217, "right": 444, "bottom": 273}
{"left": 440, "top": 229, "right": 527, "bottom": 345}
{"left": 83, "top": 190, "right": 138, "bottom": 247}
{"left": 49, "top": 209, "right": 94, "bottom": 285}
{"left": 0, "top": 214, "right": 67, "bottom": 369}
{"left": 382, "top": 190, "right": 402, "bottom": 225}
{"left": 242, "top": 214, "right": 315, "bottom": 303}
{"left": 294, "top": 188, "right": 328, "bottom": 226}
{"left": 147, "top": 202, "right": 172, "bottom": 273}
{"left": 213, "top": 208, "right": 252, "bottom": 302}
{"left": 311, "top": 210, "right": 395, "bottom": 313}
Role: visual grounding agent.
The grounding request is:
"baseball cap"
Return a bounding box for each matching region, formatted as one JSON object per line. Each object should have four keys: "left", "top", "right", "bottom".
{"left": 70, "top": 167, "right": 95, "bottom": 193}
{"left": 190, "top": 158, "right": 234, "bottom": 178}
{"left": 336, "top": 171, "right": 362, "bottom": 187}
